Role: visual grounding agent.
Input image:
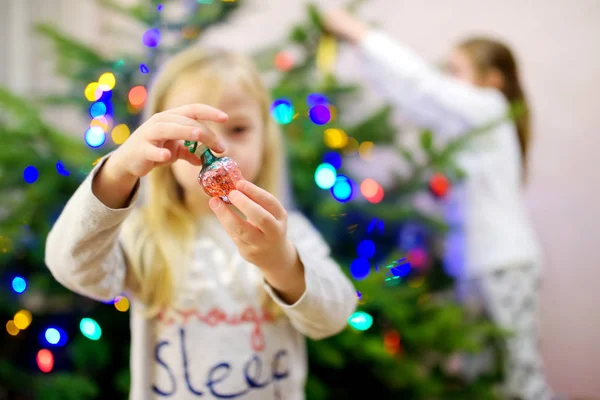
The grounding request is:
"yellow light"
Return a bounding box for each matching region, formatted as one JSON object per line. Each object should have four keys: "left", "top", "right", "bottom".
{"left": 92, "top": 157, "right": 103, "bottom": 166}
{"left": 84, "top": 82, "right": 101, "bottom": 102}
{"left": 359, "top": 141, "right": 374, "bottom": 160}
{"left": 327, "top": 105, "right": 337, "bottom": 122}
{"left": 111, "top": 124, "right": 131, "bottom": 145}
{"left": 324, "top": 128, "right": 348, "bottom": 149}
{"left": 6, "top": 320, "right": 19, "bottom": 336}
{"left": 13, "top": 310, "right": 32, "bottom": 330}
{"left": 114, "top": 296, "right": 130, "bottom": 312}
{"left": 98, "top": 72, "right": 116, "bottom": 90}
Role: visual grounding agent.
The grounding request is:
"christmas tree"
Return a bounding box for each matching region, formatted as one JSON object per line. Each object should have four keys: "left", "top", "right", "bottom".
{"left": 0, "top": 0, "right": 514, "bottom": 398}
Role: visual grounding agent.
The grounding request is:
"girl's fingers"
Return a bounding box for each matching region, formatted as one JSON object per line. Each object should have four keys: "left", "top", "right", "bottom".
{"left": 144, "top": 144, "right": 171, "bottom": 163}
{"left": 166, "top": 103, "right": 229, "bottom": 123}
{"left": 235, "top": 180, "right": 287, "bottom": 221}
{"left": 209, "top": 197, "right": 261, "bottom": 244}
{"left": 149, "top": 122, "right": 226, "bottom": 153}
{"left": 228, "top": 189, "right": 280, "bottom": 237}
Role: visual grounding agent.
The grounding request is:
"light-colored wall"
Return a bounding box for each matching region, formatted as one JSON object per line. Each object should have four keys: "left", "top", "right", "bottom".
{"left": 2, "top": 0, "right": 599, "bottom": 397}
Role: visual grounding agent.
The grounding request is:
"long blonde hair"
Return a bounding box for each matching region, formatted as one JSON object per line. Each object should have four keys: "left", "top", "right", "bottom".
{"left": 122, "top": 47, "right": 283, "bottom": 318}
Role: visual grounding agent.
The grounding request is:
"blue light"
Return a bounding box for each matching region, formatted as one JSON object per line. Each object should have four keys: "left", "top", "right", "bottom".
{"left": 45, "top": 328, "right": 60, "bottom": 345}
{"left": 350, "top": 257, "right": 371, "bottom": 280}
{"left": 270, "top": 99, "right": 294, "bottom": 124}
{"left": 322, "top": 151, "right": 342, "bottom": 169}
{"left": 306, "top": 93, "right": 328, "bottom": 107}
{"left": 12, "top": 277, "right": 27, "bottom": 293}
{"left": 390, "top": 259, "right": 411, "bottom": 278}
{"left": 314, "top": 163, "right": 337, "bottom": 190}
{"left": 89, "top": 102, "right": 107, "bottom": 118}
{"left": 85, "top": 127, "right": 106, "bottom": 148}
{"left": 140, "top": 64, "right": 150, "bottom": 74}
{"left": 309, "top": 104, "right": 331, "bottom": 125}
{"left": 41, "top": 327, "right": 68, "bottom": 346}
{"left": 357, "top": 239, "right": 376, "bottom": 259}
{"left": 23, "top": 166, "right": 38, "bottom": 184}
{"left": 331, "top": 175, "right": 352, "bottom": 203}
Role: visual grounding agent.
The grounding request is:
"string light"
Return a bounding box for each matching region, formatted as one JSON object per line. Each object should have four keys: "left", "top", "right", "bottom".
{"left": 128, "top": 86, "right": 147, "bottom": 108}
{"left": 43, "top": 327, "right": 67, "bottom": 346}
{"left": 322, "top": 151, "right": 342, "bottom": 169}
{"left": 84, "top": 82, "right": 101, "bottom": 102}
{"left": 89, "top": 102, "right": 107, "bottom": 118}
{"left": 357, "top": 239, "right": 376, "bottom": 259}
{"left": 142, "top": 28, "right": 161, "bottom": 47}
{"left": 13, "top": 310, "right": 32, "bottom": 330}
{"left": 309, "top": 104, "right": 331, "bottom": 125}
{"left": 11, "top": 276, "right": 27, "bottom": 294}
{"left": 111, "top": 124, "right": 131, "bottom": 145}
{"left": 114, "top": 296, "right": 130, "bottom": 312}
{"left": 348, "top": 311, "right": 373, "bottom": 331}
{"left": 331, "top": 175, "right": 353, "bottom": 203}
{"left": 80, "top": 318, "right": 102, "bottom": 340}
{"left": 350, "top": 258, "right": 370, "bottom": 280}
{"left": 324, "top": 128, "right": 348, "bottom": 149}
{"left": 84, "top": 127, "right": 106, "bottom": 148}
{"left": 358, "top": 141, "right": 374, "bottom": 160}
{"left": 314, "top": 163, "right": 337, "bottom": 190}
{"left": 36, "top": 349, "right": 54, "bottom": 373}
{"left": 23, "top": 166, "right": 39, "bottom": 184}
{"left": 6, "top": 321, "right": 19, "bottom": 336}
{"left": 270, "top": 99, "right": 294, "bottom": 125}
{"left": 98, "top": 72, "right": 116, "bottom": 91}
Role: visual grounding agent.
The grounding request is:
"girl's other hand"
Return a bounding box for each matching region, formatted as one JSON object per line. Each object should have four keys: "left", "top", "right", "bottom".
{"left": 322, "top": 8, "right": 369, "bottom": 44}
{"left": 107, "top": 104, "right": 229, "bottom": 182}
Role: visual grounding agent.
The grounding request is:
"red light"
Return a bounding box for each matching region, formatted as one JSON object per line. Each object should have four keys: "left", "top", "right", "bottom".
{"left": 36, "top": 349, "right": 54, "bottom": 373}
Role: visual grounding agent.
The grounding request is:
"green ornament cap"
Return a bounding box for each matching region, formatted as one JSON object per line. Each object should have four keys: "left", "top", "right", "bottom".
{"left": 184, "top": 141, "right": 209, "bottom": 159}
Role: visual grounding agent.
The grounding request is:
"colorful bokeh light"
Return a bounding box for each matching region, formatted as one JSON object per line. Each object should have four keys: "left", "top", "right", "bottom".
{"left": 114, "top": 296, "right": 130, "bottom": 312}
{"left": 358, "top": 141, "right": 374, "bottom": 160}
{"left": 357, "top": 239, "right": 376, "bottom": 259}
{"left": 348, "top": 311, "right": 373, "bottom": 331}
{"left": 309, "top": 104, "right": 331, "bottom": 125}
{"left": 89, "top": 102, "right": 107, "bottom": 118}
{"left": 270, "top": 99, "right": 294, "bottom": 124}
{"left": 324, "top": 128, "right": 348, "bottom": 149}
{"left": 98, "top": 72, "right": 116, "bottom": 90}
{"left": 43, "top": 327, "right": 67, "bottom": 346}
{"left": 12, "top": 277, "right": 27, "bottom": 294}
{"left": 322, "top": 151, "right": 342, "bottom": 169}
{"left": 85, "top": 127, "right": 106, "bottom": 148}
{"left": 274, "top": 51, "right": 294, "bottom": 72}
{"left": 13, "top": 310, "right": 32, "bottom": 330}
{"left": 331, "top": 175, "right": 353, "bottom": 203}
{"left": 142, "top": 28, "right": 161, "bottom": 47}
{"left": 128, "top": 86, "right": 147, "bottom": 108}
{"left": 140, "top": 64, "right": 150, "bottom": 74}
{"left": 80, "top": 318, "right": 102, "bottom": 340}
{"left": 350, "top": 257, "right": 371, "bottom": 280}
{"left": 36, "top": 349, "right": 54, "bottom": 373}
{"left": 111, "top": 124, "right": 131, "bottom": 145}
{"left": 84, "top": 82, "right": 101, "bottom": 102}
{"left": 23, "top": 166, "right": 38, "bottom": 184}
{"left": 314, "top": 163, "right": 337, "bottom": 190}
{"left": 307, "top": 93, "right": 328, "bottom": 107}
{"left": 6, "top": 321, "right": 19, "bottom": 336}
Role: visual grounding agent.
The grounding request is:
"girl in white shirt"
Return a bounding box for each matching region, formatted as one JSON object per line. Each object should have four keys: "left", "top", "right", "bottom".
{"left": 324, "top": 9, "right": 559, "bottom": 400}
{"left": 45, "top": 47, "right": 357, "bottom": 399}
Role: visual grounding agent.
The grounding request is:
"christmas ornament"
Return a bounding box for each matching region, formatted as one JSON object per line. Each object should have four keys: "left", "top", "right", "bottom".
{"left": 429, "top": 172, "right": 450, "bottom": 197}
{"left": 274, "top": 51, "right": 294, "bottom": 72}
{"left": 185, "top": 141, "right": 244, "bottom": 204}
{"left": 316, "top": 34, "right": 337, "bottom": 74}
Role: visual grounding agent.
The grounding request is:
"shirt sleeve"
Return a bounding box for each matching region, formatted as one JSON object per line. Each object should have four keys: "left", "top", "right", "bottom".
{"left": 263, "top": 212, "right": 358, "bottom": 340}
{"left": 359, "top": 30, "right": 509, "bottom": 138}
{"left": 44, "top": 155, "right": 141, "bottom": 302}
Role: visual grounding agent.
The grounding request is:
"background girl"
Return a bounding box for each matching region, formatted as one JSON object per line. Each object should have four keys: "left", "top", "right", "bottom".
{"left": 323, "top": 8, "right": 559, "bottom": 400}
{"left": 45, "top": 48, "right": 356, "bottom": 399}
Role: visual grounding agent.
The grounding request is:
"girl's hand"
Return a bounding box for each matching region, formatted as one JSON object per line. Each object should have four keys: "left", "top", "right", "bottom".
{"left": 322, "top": 8, "right": 369, "bottom": 44}
{"left": 209, "top": 180, "right": 297, "bottom": 273}
{"left": 107, "top": 104, "right": 228, "bottom": 181}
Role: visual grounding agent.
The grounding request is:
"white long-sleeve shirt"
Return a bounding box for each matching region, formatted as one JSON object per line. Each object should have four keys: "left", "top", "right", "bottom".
{"left": 359, "top": 31, "right": 542, "bottom": 277}
{"left": 44, "top": 156, "right": 357, "bottom": 399}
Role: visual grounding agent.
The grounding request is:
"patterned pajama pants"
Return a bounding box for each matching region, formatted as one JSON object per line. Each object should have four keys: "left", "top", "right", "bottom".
{"left": 459, "top": 265, "right": 557, "bottom": 400}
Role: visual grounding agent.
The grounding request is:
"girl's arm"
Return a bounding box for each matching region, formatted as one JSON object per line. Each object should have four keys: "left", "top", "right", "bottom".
{"left": 324, "top": 9, "right": 508, "bottom": 137}
{"left": 263, "top": 212, "right": 357, "bottom": 340}
{"left": 358, "top": 31, "right": 508, "bottom": 136}
{"left": 45, "top": 155, "right": 140, "bottom": 302}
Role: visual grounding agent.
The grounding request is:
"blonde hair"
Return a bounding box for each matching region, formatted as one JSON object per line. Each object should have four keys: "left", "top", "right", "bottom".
{"left": 122, "top": 47, "right": 283, "bottom": 318}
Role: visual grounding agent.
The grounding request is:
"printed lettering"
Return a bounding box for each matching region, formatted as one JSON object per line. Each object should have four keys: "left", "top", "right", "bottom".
{"left": 244, "top": 355, "right": 270, "bottom": 389}
{"left": 206, "top": 363, "right": 249, "bottom": 399}
{"left": 179, "top": 328, "right": 204, "bottom": 396}
{"left": 152, "top": 341, "right": 177, "bottom": 396}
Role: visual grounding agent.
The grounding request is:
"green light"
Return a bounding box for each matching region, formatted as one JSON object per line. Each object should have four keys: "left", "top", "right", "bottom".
{"left": 80, "top": 318, "right": 102, "bottom": 340}
{"left": 348, "top": 311, "right": 373, "bottom": 331}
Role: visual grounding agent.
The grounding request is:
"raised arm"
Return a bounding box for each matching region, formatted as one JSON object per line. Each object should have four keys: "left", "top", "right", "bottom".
{"left": 324, "top": 9, "right": 508, "bottom": 137}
